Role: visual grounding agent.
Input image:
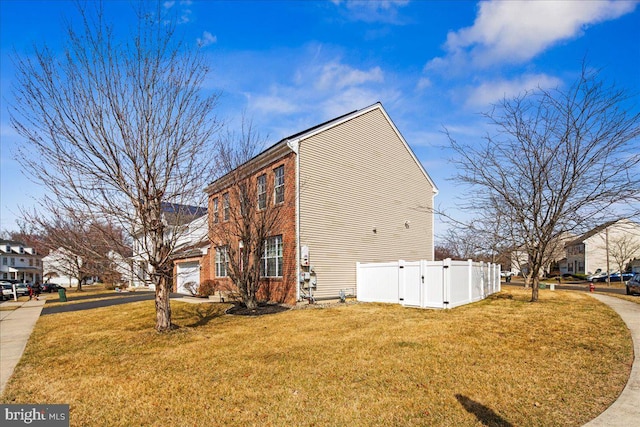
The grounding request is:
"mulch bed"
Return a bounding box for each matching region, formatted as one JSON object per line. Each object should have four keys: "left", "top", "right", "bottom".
{"left": 225, "top": 303, "right": 291, "bottom": 316}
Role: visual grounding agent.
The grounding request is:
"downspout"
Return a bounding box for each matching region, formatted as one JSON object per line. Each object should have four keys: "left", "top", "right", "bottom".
{"left": 287, "top": 138, "right": 301, "bottom": 301}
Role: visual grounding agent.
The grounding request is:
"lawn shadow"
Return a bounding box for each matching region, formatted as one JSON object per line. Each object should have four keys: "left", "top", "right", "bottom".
{"left": 455, "top": 394, "right": 513, "bottom": 427}
{"left": 183, "top": 304, "right": 228, "bottom": 327}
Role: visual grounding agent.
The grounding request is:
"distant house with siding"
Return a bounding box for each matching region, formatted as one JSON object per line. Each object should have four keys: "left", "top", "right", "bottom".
{"left": 0, "top": 239, "right": 42, "bottom": 283}
{"left": 204, "top": 102, "right": 438, "bottom": 304}
{"left": 562, "top": 219, "right": 640, "bottom": 275}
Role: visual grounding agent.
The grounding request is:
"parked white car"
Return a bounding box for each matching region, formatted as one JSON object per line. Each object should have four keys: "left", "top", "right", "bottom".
{"left": 587, "top": 270, "right": 613, "bottom": 282}
{"left": 1, "top": 282, "right": 16, "bottom": 301}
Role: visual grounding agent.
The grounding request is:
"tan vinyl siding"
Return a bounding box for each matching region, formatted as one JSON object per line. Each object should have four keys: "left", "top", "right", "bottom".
{"left": 299, "top": 107, "right": 435, "bottom": 300}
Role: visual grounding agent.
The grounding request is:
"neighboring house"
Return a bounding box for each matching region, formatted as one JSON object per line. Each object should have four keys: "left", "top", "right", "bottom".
{"left": 562, "top": 219, "right": 640, "bottom": 275}
{"left": 171, "top": 214, "right": 210, "bottom": 295}
{"left": 0, "top": 239, "right": 42, "bottom": 283}
{"left": 107, "top": 250, "right": 135, "bottom": 286}
{"left": 42, "top": 247, "right": 82, "bottom": 287}
{"left": 205, "top": 102, "right": 438, "bottom": 304}
{"left": 510, "top": 232, "right": 575, "bottom": 277}
{"left": 44, "top": 247, "right": 133, "bottom": 288}
{"left": 131, "top": 203, "right": 207, "bottom": 290}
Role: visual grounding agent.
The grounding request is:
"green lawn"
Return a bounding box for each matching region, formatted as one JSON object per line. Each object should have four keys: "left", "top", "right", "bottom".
{"left": 1, "top": 287, "right": 633, "bottom": 426}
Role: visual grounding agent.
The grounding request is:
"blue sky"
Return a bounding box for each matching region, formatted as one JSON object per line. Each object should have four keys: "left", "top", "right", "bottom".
{"left": 1, "top": 0, "right": 639, "bottom": 237}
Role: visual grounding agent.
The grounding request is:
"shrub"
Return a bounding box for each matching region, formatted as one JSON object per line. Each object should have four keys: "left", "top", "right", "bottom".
{"left": 183, "top": 281, "right": 199, "bottom": 296}
{"left": 197, "top": 280, "right": 218, "bottom": 297}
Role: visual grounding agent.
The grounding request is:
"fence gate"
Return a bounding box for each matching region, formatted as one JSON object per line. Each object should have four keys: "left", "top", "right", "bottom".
{"left": 356, "top": 259, "right": 500, "bottom": 309}
{"left": 399, "top": 260, "right": 421, "bottom": 307}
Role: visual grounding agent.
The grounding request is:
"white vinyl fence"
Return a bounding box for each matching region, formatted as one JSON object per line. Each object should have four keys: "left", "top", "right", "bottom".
{"left": 356, "top": 258, "right": 501, "bottom": 309}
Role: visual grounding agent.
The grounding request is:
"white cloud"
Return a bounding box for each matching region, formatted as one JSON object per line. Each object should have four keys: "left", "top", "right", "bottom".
{"left": 164, "top": 0, "right": 192, "bottom": 24}
{"left": 428, "top": 0, "right": 638, "bottom": 71}
{"left": 197, "top": 31, "right": 217, "bottom": 47}
{"left": 416, "top": 77, "right": 432, "bottom": 91}
{"left": 332, "top": 0, "right": 410, "bottom": 23}
{"left": 249, "top": 93, "right": 300, "bottom": 116}
{"left": 316, "top": 63, "right": 384, "bottom": 90}
{"left": 464, "top": 74, "right": 562, "bottom": 108}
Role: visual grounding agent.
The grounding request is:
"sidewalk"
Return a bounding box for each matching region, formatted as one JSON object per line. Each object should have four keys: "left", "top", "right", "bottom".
{"left": 0, "top": 297, "right": 47, "bottom": 394}
{"left": 584, "top": 293, "right": 640, "bottom": 426}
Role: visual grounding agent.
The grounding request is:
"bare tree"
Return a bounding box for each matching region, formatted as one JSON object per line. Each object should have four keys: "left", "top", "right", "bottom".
{"left": 21, "top": 203, "right": 131, "bottom": 290}
{"left": 610, "top": 235, "right": 640, "bottom": 279}
{"left": 208, "top": 123, "right": 284, "bottom": 310}
{"left": 447, "top": 65, "right": 640, "bottom": 301}
{"left": 9, "top": 2, "right": 219, "bottom": 331}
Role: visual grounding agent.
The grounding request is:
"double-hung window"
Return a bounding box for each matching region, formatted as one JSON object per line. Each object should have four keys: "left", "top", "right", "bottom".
{"left": 215, "top": 246, "right": 229, "bottom": 277}
{"left": 274, "top": 165, "right": 284, "bottom": 204}
{"left": 223, "top": 193, "right": 230, "bottom": 221}
{"left": 257, "top": 174, "right": 267, "bottom": 209}
{"left": 213, "top": 197, "right": 219, "bottom": 224}
{"left": 261, "top": 235, "right": 283, "bottom": 277}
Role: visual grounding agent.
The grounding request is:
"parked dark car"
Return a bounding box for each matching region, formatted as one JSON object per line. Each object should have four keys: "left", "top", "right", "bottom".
{"left": 609, "top": 272, "right": 634, "bottom": 282}
{"left": 627, "top": 274, "right": 640, "bottom": 295}
{"left": 42, "top": 283, "right": 62, "bottom": 293}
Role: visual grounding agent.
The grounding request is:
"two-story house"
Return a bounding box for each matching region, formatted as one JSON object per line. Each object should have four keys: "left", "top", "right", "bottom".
{"left": 131, "top": 203, "right": 207, "bottom": 290}
{"left": 0, "top": 239, "right": 42, "bottom": 284}
{"left": 562, "top": 219, "right": 640, "bottom": 275}
{"left": 171, "top": 214, "right": 210, "bottom": 294}
{"left": 204, "top": 102, "right": 438, "bottom": 304}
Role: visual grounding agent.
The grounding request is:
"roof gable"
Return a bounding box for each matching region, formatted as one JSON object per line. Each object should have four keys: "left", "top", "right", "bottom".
{"left": 205, "top": 102, "right": 438, "bottom": 195}
{"left": 287, "top": 103, "right": 438, "bottom": 194}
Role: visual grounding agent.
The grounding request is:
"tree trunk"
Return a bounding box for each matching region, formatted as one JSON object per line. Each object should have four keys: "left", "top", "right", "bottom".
{"left": 245, "top": 297, "right": 258, "bottom": 310}
{"left": 530, "top": 276, "right": 539, "bottom": 302}
{"left": 155, "top": 275, "right": 173, "bottom": 332}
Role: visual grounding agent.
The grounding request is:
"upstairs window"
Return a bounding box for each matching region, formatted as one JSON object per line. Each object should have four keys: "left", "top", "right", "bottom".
{"left": 213, "top": 197, "right": 219, "bottom": 224}
{"left": 223, "top": 193, "right": 230, "bottom": 221}
{"left": 257, "top": 174, "right": 267, "bottom": 209}
{"left": 274, "top": 165, "right": 284, "bottom": 204}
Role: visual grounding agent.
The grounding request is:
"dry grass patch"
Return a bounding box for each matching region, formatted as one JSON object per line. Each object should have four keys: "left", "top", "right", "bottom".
{"left": 1, "top": 288, "right": 633, "bottom": 426}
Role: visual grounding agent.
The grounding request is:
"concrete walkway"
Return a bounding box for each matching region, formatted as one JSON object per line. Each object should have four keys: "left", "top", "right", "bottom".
{"left": 1, "top": 292, "right": 639, "bottom": 425}
{"left": 584, "top": 293, "right": 640, "bottom": 426}
{"left": 0, "top": 297, "right": 47, "bottom": 394}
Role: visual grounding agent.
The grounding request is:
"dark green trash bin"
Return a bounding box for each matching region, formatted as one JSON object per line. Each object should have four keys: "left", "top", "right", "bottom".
{"left": 58, "top": 287, "right": 67, "bottom": 302}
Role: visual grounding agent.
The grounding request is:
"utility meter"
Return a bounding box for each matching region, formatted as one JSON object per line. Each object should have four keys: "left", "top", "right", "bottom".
{"left": 301, "top": 245, "right": 310, "bottom": 266}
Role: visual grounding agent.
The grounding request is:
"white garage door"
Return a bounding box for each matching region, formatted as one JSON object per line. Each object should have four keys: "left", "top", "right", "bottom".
{"left": 176, "top": 262, "right": 200, "bottom": 295}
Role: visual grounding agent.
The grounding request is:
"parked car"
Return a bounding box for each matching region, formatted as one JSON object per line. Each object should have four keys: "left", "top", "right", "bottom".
{"left": 627, "top": 274, "right": 640, "bottom": 295}
{"left": 587, "top": 270, "right": 609, "bottom": 282}
{"left": 1, "top": 283, "right": 16, "bottom": 301}
{"left": 42, "top": 283, "right": 62, "bottom": 293}
{"left": 609, "top": 272, "right": 634, "bottom": 282}
{"left": 14, "top": 283, "right": 31, "bottom": 296}
{"left": 500, "top": 271, "right": 516, "bottom": 277}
